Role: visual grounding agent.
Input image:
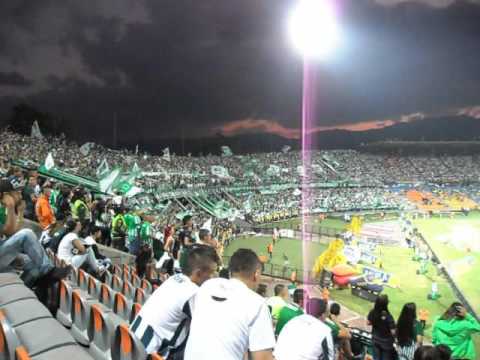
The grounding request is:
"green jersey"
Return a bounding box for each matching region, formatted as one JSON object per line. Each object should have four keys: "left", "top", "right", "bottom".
{"left": 140, "top": 221, "right": 152, "bottom": 246}
{"left": 325, "top": 318, "right": 340, "bottom": 340}
{"left": 275, "top": 303, "right": 304, "bottom": 336}
{"left": 124, "top": 213, "right": 141, "bottom": 243}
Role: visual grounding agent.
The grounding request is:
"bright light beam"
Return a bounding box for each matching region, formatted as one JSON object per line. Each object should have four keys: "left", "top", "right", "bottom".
{"left": 287, "top": 0, "right": 340, "bottom": 291}
{"left": 287, "top": 0, "right": 340, "bottom": 60}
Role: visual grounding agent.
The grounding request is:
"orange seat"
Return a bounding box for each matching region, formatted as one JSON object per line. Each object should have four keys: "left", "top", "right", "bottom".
{"left": 140, "top": 279, "right": 152, "bottom": 295}
{"left": 113, "top": 293, "right": 130, "bottom": 322}
{"left": 111, "top": 275, "right": 123, "bottom": 292}
{"left": 134, "top": 288, "right": 146, "bottom": 305}
{"left": 112, "top": 265, "right": 122, "bottom": 277}
{"left": 130, "top": 303, "right": 142, "bottom": 324}
{"left": 111, "top": 324, "right": 147, "bottom": 360}
{"left": 78, "top": 269, "right": 89, "bottom": 291}
{"left": 0, "top": 310, "right": 20, "bottom": 360}
{"left": 88, "top": 276, "right": 100, "bottom": 298}
{"left": 15, "top": 346, "right": 30, "bottom": 360}
{"left": 149, "top": 353, "right": 165, "bottom": 360}
{"left": 100, "top": 284, "right": 114, "bottom": 309}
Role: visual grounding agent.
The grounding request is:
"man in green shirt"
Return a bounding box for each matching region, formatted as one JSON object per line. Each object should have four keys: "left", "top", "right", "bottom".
{"left": 275, "top": 288, "right": 305, "bottom": 336}
{"left": 325, "top": 302, "right": 354, "bottom": 359}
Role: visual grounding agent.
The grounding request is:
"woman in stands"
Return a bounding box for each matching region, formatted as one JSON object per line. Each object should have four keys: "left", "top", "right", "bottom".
{"left": 433, "top": 302, "right": 480, "bottom": 360}
{"left": 57, "top": 219, "right": 104, "bottom": 277}
{"left": 367, "top": 294, "right": 396, "bottom": 360}
{"left": 396, "top": 303, "right": 423, "bottom": 360}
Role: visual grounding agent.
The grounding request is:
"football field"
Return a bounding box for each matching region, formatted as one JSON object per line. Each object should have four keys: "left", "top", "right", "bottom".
{"left": 223, "top": 221, "right": 475, "bottom": 342}
{"left": 415, "top": 212, "right": 480, "bottom": 315}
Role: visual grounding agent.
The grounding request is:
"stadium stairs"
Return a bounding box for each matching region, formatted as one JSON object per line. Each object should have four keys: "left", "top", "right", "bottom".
{"left": 0, "top": 249, "right": 164, "bottom": 360}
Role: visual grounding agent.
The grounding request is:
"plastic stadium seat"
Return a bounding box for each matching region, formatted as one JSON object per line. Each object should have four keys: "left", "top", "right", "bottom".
{"left": 0, "top": 273, "right": 23, "bottom": 288}
{"left": 129, "top": 304, "right": 141, "bottom": 325}
{"left": 15, "top": 346, "right": 30, "bottom": 360}
{"left": 122, "top": 265, "right": 130, "bottom": 277}
{"left": 69, "top": 267, "right": 79, "bottom": 285}
{"left": 133, "top": 288, "right": 146, "bottom": 306}
{"left": 104, "top": 271, "right": 112, "bottom": 288}
{"left": 139, "top": 280, "right": 152, "bottom": 295}
{"left": 113, "top": 294, "right": 130, "bottom": 323}
{"left": 30, "top": 345, "right": 94, "bottom": 360}
{"left": 111, "top": 324, "right": 147, "bottom": 360}
{"left": 122, "top": 272, "right": 131, "bottom": 284}
{"left": 1, "top": 299, "right": 51, "bottom": 327}
{"left": 88, "top": 304, "right": 125, "bottom": 360}
{"left": 71, "top": 290, "right": 95, "bottom": 345}
{"left": 14, "top": 318, "right": 77, "bottom": 357}
{"left": 130, "top": 275, "right": 141, "bottom": 289}
{"left": 99, "top": 284, "right": 115, "bottom": 309}
{"left": 56, "top": 280, "right": 77, "bottom": 328}
{"left": 0, "top": 310, "right": 20, "bottom": 360}
{"left": 88, "top": 277, "right": 101, "bottom": 299}
{"left": 121, "top": 281, "right": 135, "bottom": 300}
{"left": 78, "top": 269, "right": 89, "bottom": 291}
{"left": 148, "top": 354, "right": 165, "bottom": 360}
{"left": 0, "top": 284, "right": 36, "bottom": 307}
{"left": 111, "top": 265, "right": 122, "bottom": 277}
{"left": 111, "top": 276, "right": 123, "bottom": 293}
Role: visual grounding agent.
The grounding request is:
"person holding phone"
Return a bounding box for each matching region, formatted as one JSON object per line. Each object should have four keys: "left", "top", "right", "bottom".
{"left": 433, "top": 302, "right": 480, "bottom": 360}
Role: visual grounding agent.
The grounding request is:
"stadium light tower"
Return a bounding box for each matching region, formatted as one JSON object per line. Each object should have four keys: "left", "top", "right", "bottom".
{"left": 287, "top": 0, "right": 340, "bottom": 285}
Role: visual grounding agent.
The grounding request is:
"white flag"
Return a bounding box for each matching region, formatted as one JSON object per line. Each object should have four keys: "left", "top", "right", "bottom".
{"left": 31, "top": 120, "right": 43, "bottom": 139}
{"left": 79, "top": 142, "right": 95, "bottom": 156}
{"left": 96, "top": 158, "right": 110, "bottom": 178}
{"left": 44, "top": 153, "right": 55, "bottom": 171}
{"left": 221, "top": 146, "right": 233, "bottom": 157}
{"left": 211, "top": 165, "right": 229, "bottom": 178}
{"left": 135, "top": 144, "right": 139, "bottom": 155}
{"left": 282, "top": 145, "right": 291, "bottom": 154}
{"left": 201, "top": 218, "right": 212, "bottom": 232}
{"left": 163, "top": 147, "right": 171, "bottom": 162}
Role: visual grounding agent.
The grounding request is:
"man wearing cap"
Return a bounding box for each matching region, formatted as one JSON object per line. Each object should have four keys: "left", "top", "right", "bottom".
{"left": 0, "top": 179, "right": 70, "bottom": 288}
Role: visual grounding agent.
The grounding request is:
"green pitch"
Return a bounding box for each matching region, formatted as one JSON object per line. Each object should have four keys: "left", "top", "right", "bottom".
{"left": 415, "top": 212, "right": 480, "bottom": 315}
{"left": 224, "top": 232, "right": 470, "bottom": 342}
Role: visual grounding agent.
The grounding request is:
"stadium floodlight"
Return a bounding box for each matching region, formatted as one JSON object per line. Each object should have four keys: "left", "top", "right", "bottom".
{"left": 287, "top": 0, "right": 340, "bottom": 60}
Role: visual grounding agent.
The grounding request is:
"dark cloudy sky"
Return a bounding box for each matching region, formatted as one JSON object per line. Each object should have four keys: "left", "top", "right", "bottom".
{"left": 1, "top": 0, "right": 480, "bottom": 144}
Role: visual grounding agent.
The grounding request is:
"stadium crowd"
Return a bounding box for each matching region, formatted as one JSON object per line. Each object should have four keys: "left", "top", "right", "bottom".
{"left": 0, "top": 130, "right": 480, "bottom": 359}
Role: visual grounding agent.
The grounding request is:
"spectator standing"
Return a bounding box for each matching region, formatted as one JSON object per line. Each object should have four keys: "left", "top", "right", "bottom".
{"left": 131, "top": 245, "right": 220, "bottom": 359}
{"left": 274, "top": 298, "right": 334, "bottom": 360}
{"left": 111, "top": 206, "right": 126, "bottom": 250}
{"left": 266, "top": 284, "right": 289, "bottom": 323}
{"left": 367, "top": 295, "right": 396, "bottom": 360}
{"left": 432, "top": 302, "right": 480, "bottom": 360}
{"left": 22, "top": 175, "right": 37, "bottom": 220}
{"left": 35, "top": 186, "right": 56, "bottom": 230}
{"left": 275, "top": 288, "right": 305, "bottom": 336}
{"left": 184, "top": 248, "right": 275, "bottom": 360}
{"left": 396, "top": 303, "right": 423, "bottom": 360}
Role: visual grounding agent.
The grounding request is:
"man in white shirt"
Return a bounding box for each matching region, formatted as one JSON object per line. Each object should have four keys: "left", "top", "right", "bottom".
{"left": 130, "top": 244, "right": 220, "bottom": 359}
{"left": 184, "top": 248, "right": 275, "bottom": 360}
{"left": 274, "top": 298, "right": 334, "bottom": 360}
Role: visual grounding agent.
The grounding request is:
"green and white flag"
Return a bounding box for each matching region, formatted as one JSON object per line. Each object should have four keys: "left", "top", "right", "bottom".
{"left": 31, "top": 120, "right": 43, "bottom": 139}
{"left": 79, "top": 142, "right": 95, "bottom": 156}
{"left": 163, "top": 148, "right": 171, "bottom": 162}
{"left": 131, "top": 162, "right": 142, "bottom": 179}
{"left": 44, "top": 152, "right": 55, "bottom": 171}
{"left": 96, "top": 158, "right": 110, "bottom": 178}
{"left": 99, "top": 168, "right": 121, "bottom": 193}
{"left": 211, "top": 165, "right": 229, "bottom": 178}
{"left": 221, "top": 146, "right": 233, "bottom": 157}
